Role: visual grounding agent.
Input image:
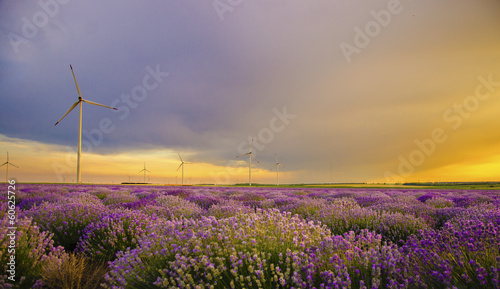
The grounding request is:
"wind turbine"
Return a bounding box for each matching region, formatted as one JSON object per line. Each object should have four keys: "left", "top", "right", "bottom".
{"left": 138, "top": 162, "right": 151, "bottom": 183}
{"left": 0, "top": 152, "right": 18, "bottom": 182}
{"left": 236, "top": 139, "right": 259, "bottom": 186}
{"left": 54, "top": 65, "right": 117, "bottom": 183}
{"left": 271, "top": 153, "right": 284, "bottom": 186}
{"left": 177, "top": 153, "right": 190, "bottom": 185}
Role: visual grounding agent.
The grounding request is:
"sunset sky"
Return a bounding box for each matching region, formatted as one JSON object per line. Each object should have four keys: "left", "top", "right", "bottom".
{"left": 1, "top": 0, "right": 500, "bottom": 184}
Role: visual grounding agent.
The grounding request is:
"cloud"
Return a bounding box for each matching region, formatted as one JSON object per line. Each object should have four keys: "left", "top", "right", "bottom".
{"left": 1, "top": 0, "right": 500, "bottom": 183}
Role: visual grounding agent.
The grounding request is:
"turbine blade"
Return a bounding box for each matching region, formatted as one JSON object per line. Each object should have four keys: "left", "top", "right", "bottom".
{"left": 178, "top": 153, "right": 183, "bottom": 162}
{"left": 10, "top": 163, "right": 19, "bottom": 168}
{"left": 82, "top": 99, "right": 117, "bottom": 110}
{"left": 0, "top": 162, "right": 7, "bottom": 167}
{"left": 146, "top": 169, "right": 151, "bottom": 173}
{"left": 275, "top": 153, "right": 278, "bottom": 163}
{"left": 177, "top": 163, "right": 183, "bottom": 171}
{"left": 55, "top": 101, "right": 80, "bottom": 125}
{"left": 236, "top": 153, "right": 250, "bottom": 158}
{"left": 70, "top": 64, "right": 82, "bottom": 98}
{"left": 251, "top": 154, "right": 259, "bottom": 163}
{"left": 250, "top": 138, "right": 253, "bottom": 152}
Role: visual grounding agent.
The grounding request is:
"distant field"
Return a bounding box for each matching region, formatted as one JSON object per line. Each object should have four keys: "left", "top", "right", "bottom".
{"left": 14, "top": 181, "right": 500, "bottom": 191}
{"left": 302, "top": 182, "right": 500, "bottom": 190}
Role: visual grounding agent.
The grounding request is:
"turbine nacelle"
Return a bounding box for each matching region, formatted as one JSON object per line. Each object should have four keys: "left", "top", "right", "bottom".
{"left": 272, "top": 153, "right": 284, "bottom": 169}
{"left": 236, "top": 139, "right": 259, "bottom": 163}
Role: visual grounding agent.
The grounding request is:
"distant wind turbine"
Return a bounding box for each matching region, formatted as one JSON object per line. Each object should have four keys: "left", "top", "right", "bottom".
{"left": 0, "top": 152, "right": 18, "bottom": 182}
{"left": 272, "top": 153, "right": 284, "bottom": 186}
{"left": 138, "top": 162, "right": 151, "bottom": 183}
{"left": 237, "top": 138, "right": 259, "bottom": 186}
{"left": 177, "top": 153, "right": 191, "bottom": 185}
{"left": 54, "top": 65, "right": 117, "bottom": 183}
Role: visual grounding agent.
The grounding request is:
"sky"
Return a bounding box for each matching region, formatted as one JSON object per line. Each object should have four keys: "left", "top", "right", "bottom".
{"left": 1, "top": 0, "right": 500, "bottom": 184}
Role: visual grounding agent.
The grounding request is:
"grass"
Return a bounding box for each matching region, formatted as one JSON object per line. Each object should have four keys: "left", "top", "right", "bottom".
{"left": 41, "top": 253, "right": 108, "bottom": 289}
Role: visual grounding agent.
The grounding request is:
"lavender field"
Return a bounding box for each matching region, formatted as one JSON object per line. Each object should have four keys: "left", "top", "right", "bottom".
{"left": 2, "top": 184, "right": 500, "bottom": 288}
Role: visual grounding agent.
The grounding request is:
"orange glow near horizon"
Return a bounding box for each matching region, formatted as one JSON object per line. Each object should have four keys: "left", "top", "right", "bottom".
{"left": 0, "top": 135, "right": 292, "bottom": 184}
{"left": 1, "top": 133, "right": 499, "bottom": 184}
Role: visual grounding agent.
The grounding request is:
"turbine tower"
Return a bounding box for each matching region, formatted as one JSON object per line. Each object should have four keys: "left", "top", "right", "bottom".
{"left": 139, "top": 162, "right": 151, "bottom": 183}
{"left": 237, "top": 138, "right": 259, "bottom": 186}
{"left": 54, "top": 65, "right": 117, "bottom": 183}
{"left": 177, "top": 153, "right": 190, "bottom": 185}
{"left": 0, "top": 152, "right": 18, "bottom": 182}
{"left": 272, "top": 153, "right": 284, "bottom": 186}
